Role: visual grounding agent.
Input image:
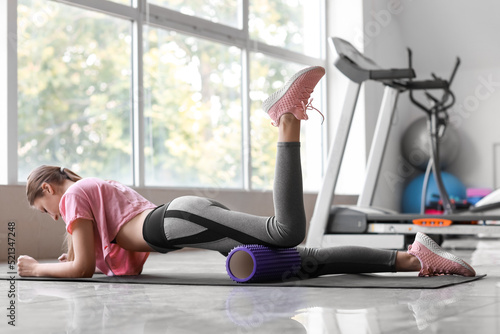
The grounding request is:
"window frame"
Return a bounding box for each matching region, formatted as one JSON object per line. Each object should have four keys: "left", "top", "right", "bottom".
{"left": 3, "top": 0, "right": 327, "bottom": 189}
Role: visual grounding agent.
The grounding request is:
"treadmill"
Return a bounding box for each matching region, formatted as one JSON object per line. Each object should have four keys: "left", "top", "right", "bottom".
{"left": 306, "top": 37, "right": 500, "bottom": 249}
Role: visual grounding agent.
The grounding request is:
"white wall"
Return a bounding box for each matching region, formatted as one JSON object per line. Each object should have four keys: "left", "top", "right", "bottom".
{"left": 362, "top": 0, "right": 500, "bottom": 210}
{"left": 361, "top": 0, "right": 412, "bottom": 210}
{"left": 326, "top": 0, "right": 367, "bottom": 195}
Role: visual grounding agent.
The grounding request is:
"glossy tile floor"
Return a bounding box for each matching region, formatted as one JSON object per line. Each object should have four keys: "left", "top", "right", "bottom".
{"left": 2, "top": 237, "right": 500, "bottom": 334}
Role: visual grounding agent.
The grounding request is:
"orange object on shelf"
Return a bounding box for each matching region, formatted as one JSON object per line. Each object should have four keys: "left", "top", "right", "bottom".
{"left": 412, "top": 218, "right": 453, "bottom": 227}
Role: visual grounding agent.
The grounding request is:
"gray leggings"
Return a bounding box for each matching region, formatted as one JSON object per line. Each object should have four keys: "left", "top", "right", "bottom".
{"left": 143, "top": 142, "right": 397, "bottom": 277}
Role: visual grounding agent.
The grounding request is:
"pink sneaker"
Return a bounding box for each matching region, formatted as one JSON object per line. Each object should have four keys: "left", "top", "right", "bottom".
{"left": 263, "top": 66, "right": 325, "bottom": 126}
{"left": 407, "top": 232, "right": 476, "bottom": 277}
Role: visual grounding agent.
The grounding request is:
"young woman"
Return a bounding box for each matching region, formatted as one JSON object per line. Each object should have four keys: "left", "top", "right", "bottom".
{"left": 17, "top": 66, "right": 476, "bottom": 279}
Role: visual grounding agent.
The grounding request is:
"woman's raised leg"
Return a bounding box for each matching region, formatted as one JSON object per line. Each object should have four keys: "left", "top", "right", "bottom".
{"left": 146, "top": 66, "right": 326, "bottom": 253}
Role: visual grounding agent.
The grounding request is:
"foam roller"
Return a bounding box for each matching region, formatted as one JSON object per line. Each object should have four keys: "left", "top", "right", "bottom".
{"left": 226, "top": 245, "right": 301, "bottom": 283}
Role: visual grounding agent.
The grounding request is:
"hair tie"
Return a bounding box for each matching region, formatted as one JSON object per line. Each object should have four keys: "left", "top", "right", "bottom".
{"left": 60, "top": 167, "right": 65, "bottom": 174}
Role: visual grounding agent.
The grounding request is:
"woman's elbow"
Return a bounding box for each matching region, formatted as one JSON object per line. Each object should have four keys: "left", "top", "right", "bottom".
{"left": 80, "top": 269, "right": 94, "bottom": 278}
{"left": 81, "top": 263, "right": 96, "bottom": 278}
{"left": 73, "top": 262, "right": 95, "bottom": 278}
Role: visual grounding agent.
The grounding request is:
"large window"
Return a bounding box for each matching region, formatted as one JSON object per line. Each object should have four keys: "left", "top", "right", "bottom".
{"left": 249, "top": 0, "right": 322, "bottom": 57}
{"left": 149, "top": 0, "right": 242, "bottom": 28}
{"left": 11, "top": 0, "right": 325, "bottom": 191}
{"left": 17, "top": 0, "right": 133, "bottom": 183}
{"left": 143, "top": 28, "right": 242, "bottom": 188}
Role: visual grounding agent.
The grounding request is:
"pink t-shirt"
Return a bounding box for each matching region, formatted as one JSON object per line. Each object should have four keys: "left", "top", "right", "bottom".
{"left": 59, "top": 178, "right": 157, "bottom": 276}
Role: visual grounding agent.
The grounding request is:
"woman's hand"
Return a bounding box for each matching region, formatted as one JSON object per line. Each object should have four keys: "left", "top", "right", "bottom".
{"left": 15, "top": 219, "right": 96, "bottom": 278}
{"left": 58, "top": 253, "right": 68, "bottom": 262}
{"left": 17, "top": 255, "right": 39, "bottom": 277}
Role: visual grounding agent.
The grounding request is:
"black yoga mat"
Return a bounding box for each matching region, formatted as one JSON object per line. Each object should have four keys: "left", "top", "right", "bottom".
{"left": 0, "top": 272, "right": 486, "bottom": 289}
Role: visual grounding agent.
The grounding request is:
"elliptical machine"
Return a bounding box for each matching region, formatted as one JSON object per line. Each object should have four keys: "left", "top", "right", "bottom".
{"left": 406, "top": 50, "right": 461, "bottom": 215}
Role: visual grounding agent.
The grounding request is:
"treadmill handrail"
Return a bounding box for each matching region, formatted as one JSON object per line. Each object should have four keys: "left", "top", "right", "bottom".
{"left": 331, "top": 37, "right": 415, "bottom": 84}
{"left": 335, "top": 56, "right": 415, "bottom": 83}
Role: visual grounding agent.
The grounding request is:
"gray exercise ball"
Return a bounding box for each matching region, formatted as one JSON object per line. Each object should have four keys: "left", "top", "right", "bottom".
{"left": 401, "top": 117, "right": 460, "bottom": 170}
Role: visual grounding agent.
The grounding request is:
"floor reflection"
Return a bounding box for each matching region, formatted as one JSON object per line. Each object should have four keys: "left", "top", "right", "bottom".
{"left": 293, "top": 307, "right": 382, "bottom": 334}
{"left": 18, "top": 282, "right": 156, "bottom": 333}
{"left": 471, "top": 240, "right": 500, "bottom": 266}
{"left": 225, "top": 287, "right": 306, "bottom": 331}
{"left": 224, "top": 279, "right": 475, "bottom": 334}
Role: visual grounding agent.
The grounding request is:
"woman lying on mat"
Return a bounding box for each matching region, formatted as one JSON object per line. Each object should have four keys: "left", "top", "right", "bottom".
{"left": 17, "top": 66, "right": 475, "bottom": 279}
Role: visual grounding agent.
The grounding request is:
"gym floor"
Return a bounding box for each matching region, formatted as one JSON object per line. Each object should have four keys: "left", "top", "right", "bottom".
{"left": 1, "top": 238, "right": 500, "bottom": 333}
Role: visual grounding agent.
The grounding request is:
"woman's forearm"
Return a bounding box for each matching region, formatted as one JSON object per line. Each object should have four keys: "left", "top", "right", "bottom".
{"left": 32, "top": 218, "right": 96, "bottom": 278}
{"left": 34, "top": 261, "right": 94, "bottom": 278}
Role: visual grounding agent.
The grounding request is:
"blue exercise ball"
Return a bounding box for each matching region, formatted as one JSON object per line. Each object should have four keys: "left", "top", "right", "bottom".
{"left": 401, "top": 117, "right": 460, "bottom": 170}
{"left": 402, "top": 172, "right": 466, "bottom": 213}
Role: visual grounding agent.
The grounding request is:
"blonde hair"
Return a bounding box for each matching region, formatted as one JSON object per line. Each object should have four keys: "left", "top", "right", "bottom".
{"left": 26, "top": 165, "right": 82, "bottom": 206}
{"left": 26, "top": 165, "right": 83, "bottom": 261}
